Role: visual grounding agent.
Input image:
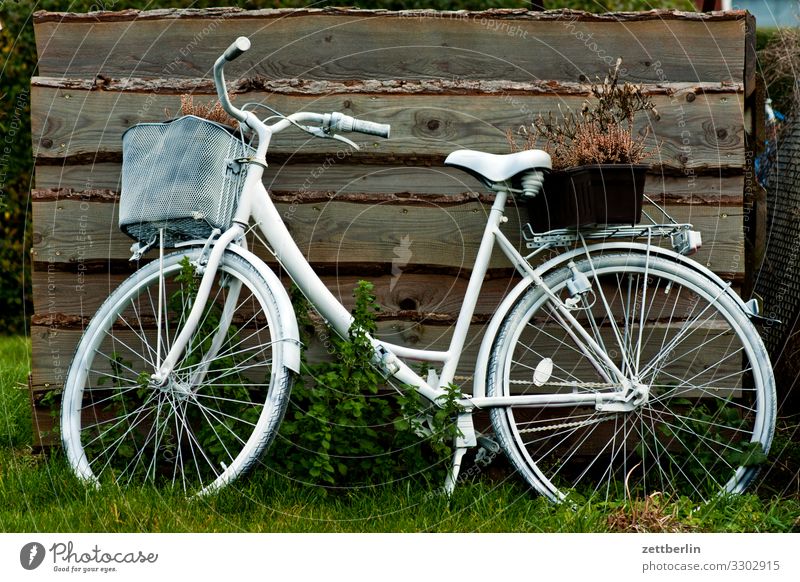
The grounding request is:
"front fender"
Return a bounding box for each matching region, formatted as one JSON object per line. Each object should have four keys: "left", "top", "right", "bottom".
{"left": 225, "top": 245, "right": 302, "bottom": 373}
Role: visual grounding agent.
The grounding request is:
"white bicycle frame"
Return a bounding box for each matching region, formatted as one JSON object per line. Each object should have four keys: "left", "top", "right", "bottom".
{"left": 146, "top": 38, "right": 670, "bottom": 488}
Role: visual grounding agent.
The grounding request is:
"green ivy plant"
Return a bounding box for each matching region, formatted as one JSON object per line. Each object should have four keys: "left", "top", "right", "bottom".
{"left": 268, "top": 281, "right": 463, "bottom": 489}
{"left": 657, "top": 398, "right": 768, "bottom": 496}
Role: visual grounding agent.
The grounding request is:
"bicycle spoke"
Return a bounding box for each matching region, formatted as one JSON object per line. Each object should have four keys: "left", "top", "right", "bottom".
{"left": 490, "top": 253, "right": 773, "bottom": 503}
{"left": 86, "top": 393, "right": 160, "bottom": 478}
{"left": 585, "top": 256, "right": 635, "bottom": 376}
{"left": 63, "top": 249, "right": 291, "bottom": 496}
{"left": 193, "top": 391, "right": 265, "bottom": 408}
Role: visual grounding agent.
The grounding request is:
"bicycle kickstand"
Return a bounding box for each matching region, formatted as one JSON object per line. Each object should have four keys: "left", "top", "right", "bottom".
{"left": 443, "top": 413, "right": 477, "bottom": 496}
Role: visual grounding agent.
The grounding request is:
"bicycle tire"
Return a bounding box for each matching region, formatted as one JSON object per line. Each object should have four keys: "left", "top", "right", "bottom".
{"left": 487, "top": 252, "right": 776, "bottom": 502}
{"left": 61, "top": 247, "right": 293, "bottom": 495}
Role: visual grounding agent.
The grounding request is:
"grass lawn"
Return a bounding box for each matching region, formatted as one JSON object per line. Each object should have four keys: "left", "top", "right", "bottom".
{"left": 1, "top": 336, "right": 798, "bottom": 533}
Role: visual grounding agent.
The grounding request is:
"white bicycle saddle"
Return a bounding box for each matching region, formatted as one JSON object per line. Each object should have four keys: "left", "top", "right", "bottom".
{"left": 444, "top": 149, "right": 552, "bottom": 183}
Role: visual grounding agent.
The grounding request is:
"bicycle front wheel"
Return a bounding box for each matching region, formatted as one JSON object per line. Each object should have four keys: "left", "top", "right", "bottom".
{"left": 61, "top": 248, "right": 293, "bottom": 495}
{"left": 488, "top": 253, "right": 776, "bottom": 502}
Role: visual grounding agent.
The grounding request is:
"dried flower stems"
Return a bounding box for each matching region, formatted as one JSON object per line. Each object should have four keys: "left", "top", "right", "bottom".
{"left": 167, "top": 94, "right": 239, "bottom": 127}
{"left": 509, "top": 59, "right": 658, "bottom": 169}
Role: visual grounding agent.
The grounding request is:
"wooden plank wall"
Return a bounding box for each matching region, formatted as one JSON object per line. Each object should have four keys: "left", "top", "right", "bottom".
{"left": 29, "top": 7, "right": 757, "bottom": 446}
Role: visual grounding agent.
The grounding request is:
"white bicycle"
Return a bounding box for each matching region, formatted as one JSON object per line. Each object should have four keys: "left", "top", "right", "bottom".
{"left": 61, "top": 38, "right": 776, "bottom": 503}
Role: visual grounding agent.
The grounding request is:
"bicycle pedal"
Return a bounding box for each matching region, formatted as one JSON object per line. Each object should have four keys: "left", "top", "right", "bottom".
{"left": 474, "top": 435, "right": 500, "bottom": 467}
{"left": 412, "top": 415, "right": 434, "bottom": 439}
{"left": 476, "top": 435, "right": 500, "bottom": 454}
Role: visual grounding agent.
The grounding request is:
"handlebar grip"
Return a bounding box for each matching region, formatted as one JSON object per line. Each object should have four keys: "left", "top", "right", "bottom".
{"left": 223, "top": 37, "right": 251, "bottom": 62}
{"left": 329, "top": 113, "right": 391, "bottom": 138}
{"left": 351, "top": 118, "right": 391, "bottom": 139}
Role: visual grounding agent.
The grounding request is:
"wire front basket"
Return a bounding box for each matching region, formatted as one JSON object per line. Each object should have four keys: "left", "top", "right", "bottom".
{"left": 119, "top": 115, "right": 255, "bottom": 247}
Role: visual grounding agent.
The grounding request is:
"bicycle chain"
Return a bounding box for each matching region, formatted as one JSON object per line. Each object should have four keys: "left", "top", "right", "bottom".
{"left": 508, "top": 380, "right": 620, "bottom": 432}
{"left": 453, "top": 375, "right": 619, "bottom": 390}
{"left": 508, "top": 380, "right": 619, "bottom": 388}
{"left": 516, "top": 413, "right": 618, "bottom": 434}
{"left": 452, "top": 375, "right": 619, "bottom": 432}
{"left": 454, "top": 376, "right": 618, "bottom": 434}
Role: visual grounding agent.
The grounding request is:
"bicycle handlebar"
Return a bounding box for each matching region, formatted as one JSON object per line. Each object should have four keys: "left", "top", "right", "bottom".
{"left": 353, "top": 118, "right": 391, "bottom": 138}
{"left": 213, "top": 39, "right": 248, "bottom": 124}
{"left": 213, "top": 37, "right": 390, "bottom": 141}
{"left": 223, "top": 36, "right": 251, "bottom": 62}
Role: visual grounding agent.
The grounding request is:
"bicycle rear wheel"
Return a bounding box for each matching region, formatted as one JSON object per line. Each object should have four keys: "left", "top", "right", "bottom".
{"left": 488, "top": 253, "right": 775, "bottom": 502}
{"left": 61, "top": 248, "right": 293, "bottom": 495}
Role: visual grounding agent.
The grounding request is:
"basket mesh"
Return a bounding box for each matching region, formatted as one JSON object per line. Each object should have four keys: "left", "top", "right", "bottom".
{"left": 119, "top": 115, "right": 255, "bottom": 247}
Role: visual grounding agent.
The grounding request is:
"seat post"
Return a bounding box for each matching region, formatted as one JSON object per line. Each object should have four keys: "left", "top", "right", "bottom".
{"left": 490, "top": 183, "right": 511, "bottom": 215}
{"left": 438, "top": 184, "right": 509, "bottom": 386}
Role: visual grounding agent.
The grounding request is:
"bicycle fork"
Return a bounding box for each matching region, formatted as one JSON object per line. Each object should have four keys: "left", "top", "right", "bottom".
{"left": 150, "top": 224, "right": 246, "bottom": 388}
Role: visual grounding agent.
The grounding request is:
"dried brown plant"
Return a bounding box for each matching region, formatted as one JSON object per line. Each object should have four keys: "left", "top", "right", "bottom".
{"left": 759, "top": 28, "right": 800, "bottom": 118}
{"left": 606, "top": 493, "right": 693, "bottom": 533}
{"left": 605, "top": 464, "right": 693, "bottom": 533}
{"left": 166, "top": 94, "right": 238, "bottom": 127}
{"left": 570, "top": 121, "right": 650, "bottom": 166}
{"left": 509, "top": 59, "right": 658, "bottom": 169}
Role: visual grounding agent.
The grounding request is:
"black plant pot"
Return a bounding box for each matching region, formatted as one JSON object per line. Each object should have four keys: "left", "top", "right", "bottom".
{"left": 527, "top": 164, "right": 648, "bottom": 232}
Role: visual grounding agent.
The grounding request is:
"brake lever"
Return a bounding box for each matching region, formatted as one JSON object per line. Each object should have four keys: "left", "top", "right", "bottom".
{"left": 331, "top": 133, "right": 360, "bottom": 150}
{"left": 302, "top": 126, "right": 360, "bottom": 151}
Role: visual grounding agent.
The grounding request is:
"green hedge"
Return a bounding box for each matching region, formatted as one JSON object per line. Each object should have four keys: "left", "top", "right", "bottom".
{"left": 1, "top": 0, "right": 692, "bottom": 335}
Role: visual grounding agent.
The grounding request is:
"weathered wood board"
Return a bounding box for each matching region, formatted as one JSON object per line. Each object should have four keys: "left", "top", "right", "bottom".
{"left": 34, "top": 8, "right": 747, "bottom": 84}
{"left": 31, "top": 80, "right": 745, "bottom": 171}
{"left": 29, "top": 8, "right": 759, "bottom": 448}
{"left": 33, "top": 268, "right": 739, "bottom": 332}
{"left": 31, "top": 194, "right": 745, "bottom": 273}
{"left": 30, "top": 318, "right": 742, "bottom": 389}
{"left": 36, "top": 162, "right": 746, "bottom": 204}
